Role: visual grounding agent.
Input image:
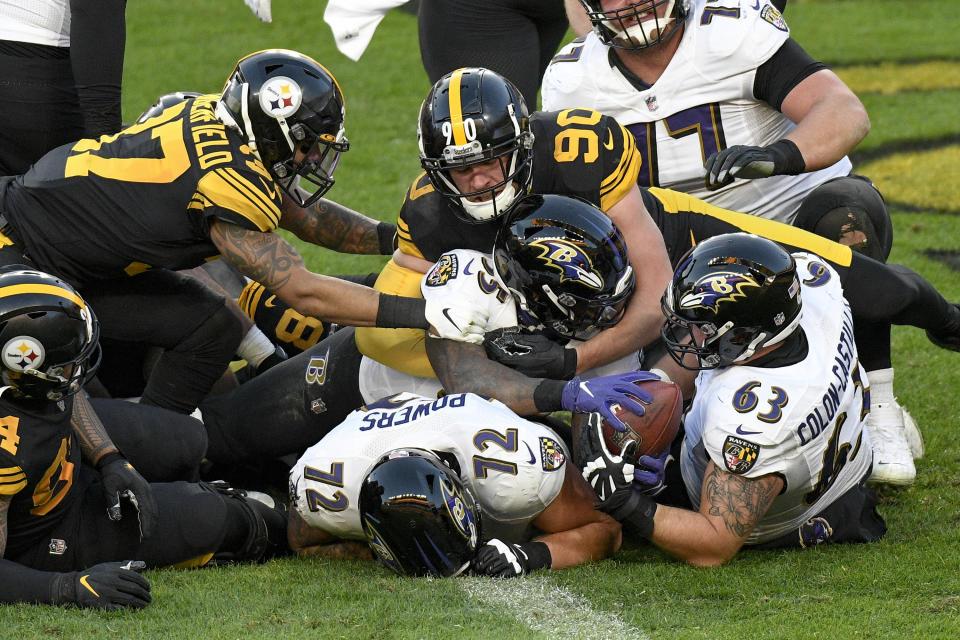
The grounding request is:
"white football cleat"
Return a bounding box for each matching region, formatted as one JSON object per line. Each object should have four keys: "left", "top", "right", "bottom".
{"left": 866, "top": 401, "right": 916, "bottom": 487}
{"left": 900, "top": 404, "right": 924, "bottom": 460}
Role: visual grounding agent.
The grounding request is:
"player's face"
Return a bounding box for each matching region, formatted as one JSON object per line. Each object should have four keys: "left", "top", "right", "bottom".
{"left": 448, "top": 159, "right": 508, "bottom": 202}
{"left": 599, "top": 0, "right": 668, "bottom": 23}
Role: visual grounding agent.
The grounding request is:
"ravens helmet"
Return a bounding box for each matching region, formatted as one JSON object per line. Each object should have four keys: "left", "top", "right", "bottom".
{"left": 134, "top": 91, "right": 203, "bottom": 125}
{"left": 217, "top": 49, "right": 349, "bottom": 207}
{"left": 493, "top": 194, "right": 635, "bottom": 341}
{"left": 578, "top": 0, "right": 688, "bottom": 50}
{"left": 0, "top": 268, "right": 100, "bottom": 401}
{"left": 359, "top": 449, "right": 481, "bottom": 578}
{"left": 418, "top": 67, "right": 534, "bottom": 223}
{"left": 661, "top": 233, "right": 803, "bottom": 370}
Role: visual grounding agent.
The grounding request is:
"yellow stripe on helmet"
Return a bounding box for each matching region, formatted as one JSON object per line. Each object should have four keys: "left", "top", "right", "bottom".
{"left": 448, "top": 68, "right": 468, "bottom": 146}
{"left": 0, "top": 284, "right": 86, "bottom": 310}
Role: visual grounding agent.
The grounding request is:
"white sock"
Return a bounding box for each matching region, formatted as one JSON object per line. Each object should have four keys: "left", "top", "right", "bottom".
{"left": 236, "top": 326, "right": 275, "bottom": 368}
{"left": 867, "top": 367, "right": 895, "bottom": 405}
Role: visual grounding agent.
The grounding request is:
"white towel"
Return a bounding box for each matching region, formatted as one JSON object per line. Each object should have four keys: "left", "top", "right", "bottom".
{"left": 323, "top": 0, "right": 409, "bottom": 61}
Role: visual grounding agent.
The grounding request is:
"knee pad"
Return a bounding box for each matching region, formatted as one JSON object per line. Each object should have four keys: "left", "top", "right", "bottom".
{"left": 794, "top": 176, "right": 893, "bottom": 261}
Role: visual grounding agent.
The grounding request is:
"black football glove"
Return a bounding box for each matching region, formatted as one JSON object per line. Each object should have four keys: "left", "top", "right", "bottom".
{"left": 52, "top": 561, "right": 151, "bottom": 610}
{"left": 470, "top": 539, "right": 551, "bottom": 578}
{"left": 577, "top": 412, "right": 637, "bottom": 503}
{"left": 99, "top": 455, "right": 158, "bottom": 540}
{"left": 483, "top": 327, "right": 577, "bottom": 379}
{"left": 704, "top": 139, "right": 805, "bottom": 188}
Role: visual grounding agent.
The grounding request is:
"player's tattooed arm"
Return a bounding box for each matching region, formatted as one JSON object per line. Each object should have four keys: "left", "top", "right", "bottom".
{"left": 287, "top": 508, "right": 372, "bottom": 560}
{"left": 648, "top": 461, "right": 783, "bottom": 566}
{"left": 426, "top": 337, "right": 542, "bottom": 416}
{"left": 702, "top": 462, "right": 782, "bottom": 539}
{"left": 70, "top": 393, "right": 120, "bottom": 466}
{"left": 279, "top": 194, "right": 386, "bottom": 254}
{"left": 209, "top": 219, "right": 305, "bottom": 293}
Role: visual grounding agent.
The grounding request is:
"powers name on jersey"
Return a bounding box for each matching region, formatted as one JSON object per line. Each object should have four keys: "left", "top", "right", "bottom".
{"left": 289, "top": 392, "right": 567, "bottom": 543}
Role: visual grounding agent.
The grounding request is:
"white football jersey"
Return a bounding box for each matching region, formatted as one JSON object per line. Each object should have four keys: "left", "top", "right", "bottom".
{"left": 0, "top": 0, "right": 70, "bottom": 47}
{"left": 289, "top": 391, "right": 569, "bottom": 543}
{"left": 358, "top": 250, "right": 518, "bottom": 402}
{"left": 542, "top": 0, "right": 851, "bottom": 224}
{"left": 679, "top": 254, "right": 872, "bottom": 544}
{"left": 358, "top": 248, "right": 641, "bottom": 402}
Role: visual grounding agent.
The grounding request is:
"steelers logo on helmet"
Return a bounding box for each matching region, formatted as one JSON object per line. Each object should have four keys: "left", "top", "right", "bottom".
{"left": 259, "top": 76, "right": 303, "bottom": 119}
{"left": 530, "top": 238, "right": 603, "bottom": 290}
{"left": 3, "top": 336, "right": 45, "bottom": 372}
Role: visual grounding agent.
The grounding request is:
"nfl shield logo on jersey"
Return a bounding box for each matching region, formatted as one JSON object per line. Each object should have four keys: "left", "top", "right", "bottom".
{"left": 48, "top": 539, "right": 67, "bottom": 555}
{"left": 644, "top": 95, "right": 659, "bottom": 112}
{"left": 722, "top": 436, "right": 759, "bottom": 474}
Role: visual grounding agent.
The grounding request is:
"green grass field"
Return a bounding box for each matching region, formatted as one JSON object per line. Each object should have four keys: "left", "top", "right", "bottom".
{"left": 5, "top": 1, "right": 960, "bottom": 638}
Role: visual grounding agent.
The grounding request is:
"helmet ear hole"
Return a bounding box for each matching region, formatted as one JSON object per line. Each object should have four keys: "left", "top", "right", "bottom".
{"left": 494, "top": 194, "right": 635, "bottom": 341}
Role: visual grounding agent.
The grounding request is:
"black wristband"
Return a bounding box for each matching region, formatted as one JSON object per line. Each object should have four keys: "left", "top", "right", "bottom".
{"left": 520, "top": 540, "right": 552, "bottom": 572}
{"left": 375, "top": 294, "right": 428, "bottom": 330}
{"left": 768, "top": 139, "right": 806, "bottom": 175}
{"left": 609, "top": 491, "right": 658, "bottom": 539}
{"left": 533, "top": 379, "right": 567, "bottom": 413}
{"left": 95, "top": 451, "right": 124, "bottom": 471}
{"left": 561, "top": 348, "right": 578, "bottom": 379}
{"left": 376, "top": 222, "right": 398, "bottom": 256}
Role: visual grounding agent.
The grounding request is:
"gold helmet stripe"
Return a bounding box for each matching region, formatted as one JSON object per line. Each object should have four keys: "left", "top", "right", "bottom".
{"left": 448, "top": 68, "right": 468, "bottom": 147}
{"left": 0, "top": 284, "right": 86, "bottom": 310}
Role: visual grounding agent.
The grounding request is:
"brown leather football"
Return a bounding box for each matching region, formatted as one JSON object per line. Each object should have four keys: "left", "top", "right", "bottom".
{"left": 602, "top": 379, "right": 683, "bottom": 463}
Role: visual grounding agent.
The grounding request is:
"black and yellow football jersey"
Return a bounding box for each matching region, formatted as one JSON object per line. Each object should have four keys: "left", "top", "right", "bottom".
{"left": 642, "top": 187, "right": 854, "bottom": 269}
{"left": 395, "top": 108, "right": 641, "bottom": 262}
{"left": 356, "top": 108, "right": 641, "bottom": 377}
{"left": 0, "top": 95, "right": 282, "bottom": 286}
{"left": 0, "top": 397, "right": 80, "bottom": 559}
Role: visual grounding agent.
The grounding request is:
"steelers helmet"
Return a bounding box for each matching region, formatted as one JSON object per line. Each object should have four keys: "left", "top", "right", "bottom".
{"left": 217, "top": 49, "right": 349, "bottom": 207}
{"left": 360, "top": 449, "right": 481, "bottom": 578}
{"left": 418, "top": 67, "right": 534, "bottom": 223}
{"left": 578, "top": 0, "right": 688, "bottom": 50}
{"left": 493, "top": 194, "right": 635, "bottom": 341}
{"left": 0, "top": 268, "right": 100, "bottom": 401}
{"left": 661, "top": 233, "right": 803, "bottom": 370}
{"left": 134, "top": 91, "right": 203, "bottom": 125}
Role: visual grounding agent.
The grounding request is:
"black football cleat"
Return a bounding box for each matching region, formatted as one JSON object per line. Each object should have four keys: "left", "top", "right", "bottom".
{"left": 926, "top": 303, "right": 960, "bottom": 352}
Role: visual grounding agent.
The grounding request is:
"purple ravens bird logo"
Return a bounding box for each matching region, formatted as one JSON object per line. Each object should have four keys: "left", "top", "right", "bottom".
{"left": 440, "top": 477, "right": 479, "bottom": 545}
{"left": 529, "top": 239, "right": 603, "bottom": 289}
{"left": 679, "top": 271, "right": 760, "bottom": 312}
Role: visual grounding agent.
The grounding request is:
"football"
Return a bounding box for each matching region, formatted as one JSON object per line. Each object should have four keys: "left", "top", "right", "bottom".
{"left": 601, "top": 379, "right": 683, "bottom": 463}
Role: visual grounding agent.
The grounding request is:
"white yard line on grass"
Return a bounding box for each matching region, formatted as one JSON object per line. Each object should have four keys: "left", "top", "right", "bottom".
{"left": 459, "top": 575, "right": 648, "bottom": 640}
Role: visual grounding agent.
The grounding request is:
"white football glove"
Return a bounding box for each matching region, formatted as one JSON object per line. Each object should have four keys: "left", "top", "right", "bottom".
{"left": 424, "top": 300, "right": 487, "bottom": 344}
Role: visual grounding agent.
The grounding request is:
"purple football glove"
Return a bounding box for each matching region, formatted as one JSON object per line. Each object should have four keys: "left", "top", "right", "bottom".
{"left": 561, "top": 371, "right": 660, "bottom": 432}
{"left": 633, "top": 450, "right": 672, "bottom": 497}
